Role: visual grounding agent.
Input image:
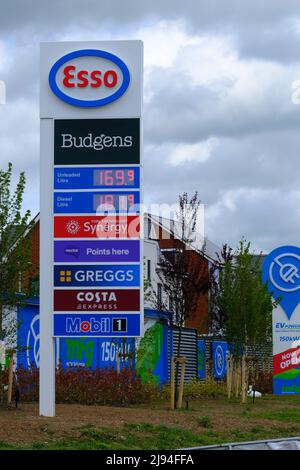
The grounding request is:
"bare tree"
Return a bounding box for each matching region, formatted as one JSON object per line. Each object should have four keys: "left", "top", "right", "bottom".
{"left": 151, "top": 192, "right": 212, "bottom": 406}
{"left": 209, "top": 244, "right": 234, "bottom": 335}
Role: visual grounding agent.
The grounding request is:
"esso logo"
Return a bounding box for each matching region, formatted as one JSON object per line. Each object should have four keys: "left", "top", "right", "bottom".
{"left": 49, "top": 49, "right": 130, "bottom": 108}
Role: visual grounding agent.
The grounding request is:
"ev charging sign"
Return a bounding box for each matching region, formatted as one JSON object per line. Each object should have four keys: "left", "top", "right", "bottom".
{"left": 263, "top": 246, "right": 300, "bottom": 395}
{"left": 40, "top": 41, "right": 143, "bottom": 416}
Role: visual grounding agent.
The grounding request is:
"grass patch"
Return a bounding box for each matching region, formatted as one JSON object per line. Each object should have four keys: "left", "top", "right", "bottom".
{"left": 253, "top": 409, "right": 300, "bottom": 423}
{"left": 2, "top": 420, "right": 297, "bottom": 450}
{"left": 0, "top": 423, "right": 206, "bottom": 450}
{"left": 2, "top": 396, "right": 300, "bottom": 449}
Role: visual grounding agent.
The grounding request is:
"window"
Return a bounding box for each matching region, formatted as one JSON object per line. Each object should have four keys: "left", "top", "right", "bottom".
{"left": 157, "top": 283, "right": 162, "bottom": 309}
{"left": 147, "top": 217, "right": 152, "bottom": 239}
{"left": 147, "top": 259, "right": 151, "bottom": 281}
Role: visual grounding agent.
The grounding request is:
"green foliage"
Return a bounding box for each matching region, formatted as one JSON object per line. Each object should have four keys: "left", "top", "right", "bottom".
{"left": 136, "top": 322, "right": 163, "bottom": 385}
{"left": 162, "top": 377, "right": 227, "bottom": 400}
{"left": 197, "top": 416, "right": 212, "bottom": 428}
{"left": 2, "top": 395, "right": 300, "bottom": 449}
{"left": 216, "top": 239, "right": 275, "bottom": 353}
{"left": 185, "top": 378, "right": 227, "bottom": 399}
{"left": 0, "top": 423, "right": 205, "bottom": 450}
{"left": 0, "top": 162, "right": 32, "bottom": 340}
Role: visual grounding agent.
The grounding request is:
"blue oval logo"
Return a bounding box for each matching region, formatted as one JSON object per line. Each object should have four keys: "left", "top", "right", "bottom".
{"left": 49, "top": 49, "right": 130, "bottom": 108}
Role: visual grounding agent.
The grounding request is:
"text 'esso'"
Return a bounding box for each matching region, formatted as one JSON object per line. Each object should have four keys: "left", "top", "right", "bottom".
{"left": 49, "top": 49, "right": 130, "bottom": 108}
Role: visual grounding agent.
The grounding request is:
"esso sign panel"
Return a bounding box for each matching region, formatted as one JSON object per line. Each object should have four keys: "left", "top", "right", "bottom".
{"left": 49, "top": 49, "right": 130, "bottom": 108}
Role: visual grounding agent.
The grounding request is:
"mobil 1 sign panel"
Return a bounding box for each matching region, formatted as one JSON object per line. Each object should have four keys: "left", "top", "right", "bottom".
{"left": 40, "top": 41, "right": 143, "bottom": 344}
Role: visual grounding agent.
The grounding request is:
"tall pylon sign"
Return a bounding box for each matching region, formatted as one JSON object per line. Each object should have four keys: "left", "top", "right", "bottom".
{"left": 263, "top": 246, "right": 300, "bottom": 394}
{"left": 40, "top": 41, "right": 143, "bottom": 416}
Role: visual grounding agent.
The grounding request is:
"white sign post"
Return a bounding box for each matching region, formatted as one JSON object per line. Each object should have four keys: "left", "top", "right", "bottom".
{"left": 40, "top": 41, "right": 143, "bottom": 417}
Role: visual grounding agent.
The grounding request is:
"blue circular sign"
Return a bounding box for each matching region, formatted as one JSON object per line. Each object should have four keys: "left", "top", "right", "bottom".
{"left": 214, "top": 344, "right": 225, "bottom": 377}
{"left": 48, "top": 49, "right": 130, "bottom": 108}
{"left": 263, "top": 245, "right": 300, "bottom": 320}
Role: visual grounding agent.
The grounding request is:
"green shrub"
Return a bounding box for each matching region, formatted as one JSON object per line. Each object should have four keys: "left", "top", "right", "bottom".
{"left": 162, "top": 377, "right": 227, "bottom": 400}
{"left": 184, "top": 378, "right": 227, "bottom": 399}
{"left": 197, "top": 416, "right": 212, "bottom": 428}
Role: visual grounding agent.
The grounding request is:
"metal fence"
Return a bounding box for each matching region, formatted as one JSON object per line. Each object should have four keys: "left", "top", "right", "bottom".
{"left": 181, "top": 436, "right": 300, "bottom": 450}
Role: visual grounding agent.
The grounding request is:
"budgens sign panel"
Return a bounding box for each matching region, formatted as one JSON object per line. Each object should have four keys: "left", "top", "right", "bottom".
{"left": 40, "top": 41, "right": 143, "bottom": 416}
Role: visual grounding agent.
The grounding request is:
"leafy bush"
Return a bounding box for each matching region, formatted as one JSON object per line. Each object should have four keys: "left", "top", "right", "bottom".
{"left": 12, "top": 365, "right": 159, "bottom": 405}
{"left": 197, "top": 416, "right": 212, "bottom": 428}
{"left": 162, "top": 377, "right": 227, "bottom": 400}
{"left": 14, "top": 365, "right": 39, "bottom": 402}
{"left": 184, "top": 378, "right": 227, "bottom": 399}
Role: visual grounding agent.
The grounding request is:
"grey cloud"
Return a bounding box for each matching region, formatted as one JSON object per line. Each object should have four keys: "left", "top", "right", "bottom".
{"left": 0, "top": 1, "right": 299, "bottom": 252}
{"left": 1, "top": 1, "right": 299, "bottom": 35}
{"left": 0, "top": 1, "right": 299, "bottom": 67}
{"left": 205, "top": 188, "right": 300, "bottom": 252}
{"left": 144, "top": 65, "right": 300, "bottom": 145}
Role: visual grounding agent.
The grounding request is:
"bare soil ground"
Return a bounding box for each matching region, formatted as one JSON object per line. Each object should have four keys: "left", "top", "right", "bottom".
{"left": 0, "top": 395, "right": 300, "bottom": 449}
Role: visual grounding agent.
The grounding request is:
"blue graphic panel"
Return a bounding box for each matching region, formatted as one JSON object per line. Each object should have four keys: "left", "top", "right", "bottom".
{"left": 274, "top": 370, "right": 300, "bottom": 395}
{"left": 54, "top": 167, "right": 140, "bottom": 190}
{"left": 54, "top": 191, "right": 140, "bottom": 214}
{"left": 198, "top": 340, "right": 206, "bottom": 379}
{"left": 54, "top": 264, "right": 140, "bottom": 287}
{"left": 17, "top": 303, "right": 40, "bottom": 369}
{"left": 60, "top": 338, "right": 99, "bottom": 368}
{"left": 212, "top": 341, "right": 229, "bottom": 379}
{"left": 17, "top": 301, "right": 60, "bottom": 369}
{"left": 17, "top": 303, "right": 137, "bottom": 370}
{"left": 262, "top": 245, "right": 300, "bottom": 320}
{"left": 98, "top": 338, "right": 136, "bottom": 369}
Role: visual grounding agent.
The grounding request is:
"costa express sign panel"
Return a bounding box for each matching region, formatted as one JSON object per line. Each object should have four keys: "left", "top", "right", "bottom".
{"left": 53, "top": 313, "right": 140, "bottom": 337}
{"left": 54, "top": 118, "right": 139, "bottom": 165}
{"left": 54, "top": 265, "right": 140, "bottom": 287}
{"left": 54, "top": 191, "right": 139, "bottom": 214}
{"left": 54, "top": 240, "right": 140, "bottom": 263}
{"left": 54, "top": 289, "right": 140, "bottom": 311}
{"left": 54, "top": 166, "right": 140, "bottom": 190}
{"left": 54, "top": 215, "right": 140, "bottom": 238}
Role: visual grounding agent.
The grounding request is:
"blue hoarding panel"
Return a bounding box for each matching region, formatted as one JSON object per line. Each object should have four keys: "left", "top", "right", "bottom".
{"left": 53, "top": 313, "right": 141, "bottom": 337}
{"left": 18, "top": 303, "right": 137, "bottom": 370}
{"left": 212, "top": 341, "right": 229, "bottom": 379}
{"left": 59, "top": 338, "right": 99, "bottom": 368}
{"left": 54, "top": 264, "right": 140, "bottom": 287}
{"left": 98, "top": 338, "right": 135, "bottom": 369}
{"left": 198, "top": 340, "right": 206, "bottom": 379}
{"left": 54, "top": 191, "right": 140, "bottom": 214}
{"left": 18, "top": 303, "right": 40, "bottom": 369}
{"left": 54, "top": 167, "right": 140, "bottom": 190}
{"left": 273, "top": 370, "right": 300, "bottom": 395}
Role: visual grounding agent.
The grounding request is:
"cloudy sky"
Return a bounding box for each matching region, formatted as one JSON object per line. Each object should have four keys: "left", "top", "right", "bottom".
{"left": 0, "top": 0, "right": 299, "bottom": 253}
